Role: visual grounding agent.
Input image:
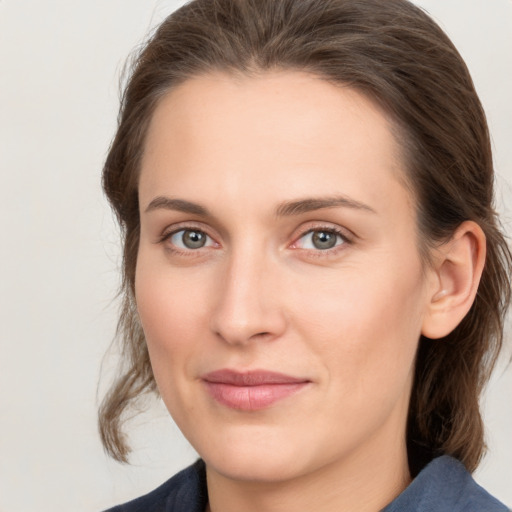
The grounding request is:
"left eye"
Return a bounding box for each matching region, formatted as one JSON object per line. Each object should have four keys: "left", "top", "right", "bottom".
{"left": 296, "top": 229, "right": 345, "bottom": 250}
{"left": 169, "top": 229, "right": 214, "bottom": 250}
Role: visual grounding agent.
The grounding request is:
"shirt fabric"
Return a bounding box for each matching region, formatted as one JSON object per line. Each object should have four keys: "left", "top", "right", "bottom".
{"left": 103, "top": 455, "right": 509, "bottom": 512}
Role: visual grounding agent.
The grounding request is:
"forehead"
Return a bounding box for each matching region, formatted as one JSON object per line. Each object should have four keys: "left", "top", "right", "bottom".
{"left": 139, "top": 70, "right": 413, "bottom": 220}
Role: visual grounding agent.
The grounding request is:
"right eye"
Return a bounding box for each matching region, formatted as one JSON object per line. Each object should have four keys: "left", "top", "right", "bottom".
{"left": 296, "top": 229, "right": 346, "bottom": 251}
{"left": 167, "top": 229, "right": 215, "bottom": 250}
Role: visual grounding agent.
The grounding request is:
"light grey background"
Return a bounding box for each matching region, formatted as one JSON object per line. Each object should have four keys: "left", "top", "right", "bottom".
{"left": 0, "top": 1, "right": 510, "bottom": 511}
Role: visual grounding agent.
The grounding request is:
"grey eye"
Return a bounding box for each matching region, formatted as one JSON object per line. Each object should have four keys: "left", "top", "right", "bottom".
{"left": 297, "top": 229, "right": 345, "bottom": 251}
{"left": 311, "top": 231, "right": 338, "bottom": 250}
{"left": 170, "top": 229, "right": 210, "bottom": 249}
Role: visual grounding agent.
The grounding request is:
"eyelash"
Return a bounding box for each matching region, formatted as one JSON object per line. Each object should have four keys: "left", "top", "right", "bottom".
{"left": 291, "top": 226, "right": 351, "bottom": 256}
{"left": 158, "top": 224, "right": 353, "bottom": 257}
{"left": 158, "top": 224, "right": 217, "bottom": 257}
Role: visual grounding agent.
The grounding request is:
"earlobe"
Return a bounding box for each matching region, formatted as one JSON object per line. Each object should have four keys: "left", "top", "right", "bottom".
{"left": 421, "top": 221, "right": 486, "bottom": 339}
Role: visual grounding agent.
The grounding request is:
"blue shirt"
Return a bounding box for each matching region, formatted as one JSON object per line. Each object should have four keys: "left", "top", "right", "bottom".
{"left": 104, "top": 456, "right": 509, "bottom": 511}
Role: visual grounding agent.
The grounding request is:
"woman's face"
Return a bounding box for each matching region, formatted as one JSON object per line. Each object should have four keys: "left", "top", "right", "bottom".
{"left": 136, "top": 71, "right": 436, "bottom": 483}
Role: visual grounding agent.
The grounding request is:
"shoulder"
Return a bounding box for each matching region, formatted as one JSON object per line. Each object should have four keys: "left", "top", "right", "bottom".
{"left": 102, "top": 459, "right": 207, "bottom": 512}
{"left": 382, "top": 456, "right": 509, "bottom": 512}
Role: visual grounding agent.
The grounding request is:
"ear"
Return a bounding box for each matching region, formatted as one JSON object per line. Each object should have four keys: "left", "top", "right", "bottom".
{"left": 421, "top": 221, "right": 486, "bottom": 339}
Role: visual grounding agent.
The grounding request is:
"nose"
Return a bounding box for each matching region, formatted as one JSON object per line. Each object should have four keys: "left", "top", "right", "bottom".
{"left": 209, "top": 247, "right": 287, "bottom": 346}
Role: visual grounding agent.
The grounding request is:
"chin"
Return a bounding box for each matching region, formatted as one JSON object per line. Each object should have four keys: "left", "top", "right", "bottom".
{"left": 205, "top": 449, "right": 305, "bottom": 483}
{"left": 191, "top": 423, "right": 304, "bottom": 482}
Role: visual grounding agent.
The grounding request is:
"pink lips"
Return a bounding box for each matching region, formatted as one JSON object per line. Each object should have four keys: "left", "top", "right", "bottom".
{"left": 202, "top": 369, "right": 310, "bottom": 411}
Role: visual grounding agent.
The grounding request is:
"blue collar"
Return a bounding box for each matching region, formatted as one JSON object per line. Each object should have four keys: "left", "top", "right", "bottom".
{"left": 381, "top": 455, "right": 508, "bottom": 511}
{"left": 104, "top": 455, "right": 508, "bottom": 511}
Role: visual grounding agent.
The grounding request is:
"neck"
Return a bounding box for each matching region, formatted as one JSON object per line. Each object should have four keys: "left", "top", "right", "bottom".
{"left": 205, "top": 436, "right": 411, "bottom": 512}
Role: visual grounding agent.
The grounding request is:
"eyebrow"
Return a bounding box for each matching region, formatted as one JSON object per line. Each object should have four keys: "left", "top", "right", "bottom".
{"left": 275, "top": 196, "right": 376, "bottom": 217}
{"left": 145, "top": 197, "right": 210, "bottom": 216}
{"left": 144, "top": 194, "right": 376, "bottom": 217}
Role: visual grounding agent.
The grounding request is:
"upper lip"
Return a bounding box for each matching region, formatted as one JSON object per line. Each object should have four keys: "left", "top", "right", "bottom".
{"left": 202, "top": 369, "right": 309, "bottom": 386}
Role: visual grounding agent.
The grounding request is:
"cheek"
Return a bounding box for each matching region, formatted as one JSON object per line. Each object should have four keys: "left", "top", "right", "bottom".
{"left": 135, "top": 269, "right": 209, "bottom": 433}
{"left": 292, "top": 255, "right": 426, "bottom": 396}
{"left": 134, "top": 257, "right": 205, "bottom": 383}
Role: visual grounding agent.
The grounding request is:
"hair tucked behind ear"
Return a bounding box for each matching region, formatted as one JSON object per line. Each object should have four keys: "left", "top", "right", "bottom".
{"left": 99, "top": 0, "right": 512, "bottom": 469}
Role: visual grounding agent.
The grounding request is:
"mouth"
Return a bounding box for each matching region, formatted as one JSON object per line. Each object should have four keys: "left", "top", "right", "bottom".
{"left": 201, "top": 369, "right": 311, "bottom": 411}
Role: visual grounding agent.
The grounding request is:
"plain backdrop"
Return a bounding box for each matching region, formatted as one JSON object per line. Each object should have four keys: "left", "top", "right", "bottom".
{"left": 0, "top": 1, "right": 511, "bottom": 510}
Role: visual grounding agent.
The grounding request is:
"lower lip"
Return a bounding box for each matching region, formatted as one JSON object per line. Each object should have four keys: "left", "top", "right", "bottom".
{"left": 203, "top": 381, "right": 308, "bottom": 411}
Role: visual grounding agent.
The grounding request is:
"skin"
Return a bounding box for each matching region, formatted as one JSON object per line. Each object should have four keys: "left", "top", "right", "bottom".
{"left": 135, "top": 71, "right": 485, "bottom": 512}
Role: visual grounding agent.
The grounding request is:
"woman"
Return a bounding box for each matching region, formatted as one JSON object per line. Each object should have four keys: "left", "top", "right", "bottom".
{"left": 99, "top": 0, "right": 511, "bottom": 510}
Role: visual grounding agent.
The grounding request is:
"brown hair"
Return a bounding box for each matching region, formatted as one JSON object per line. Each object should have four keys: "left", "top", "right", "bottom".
{"left": 99, "top": 0, "right": 512, "bottom": 473}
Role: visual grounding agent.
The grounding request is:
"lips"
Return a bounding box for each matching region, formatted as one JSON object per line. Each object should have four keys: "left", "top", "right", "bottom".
{"left": 201, "top": 369, "right": 310, "bottom": 411}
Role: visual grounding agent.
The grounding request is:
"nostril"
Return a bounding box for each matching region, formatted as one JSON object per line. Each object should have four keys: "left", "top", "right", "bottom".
{"left": 251, "top": 331, "right": 271, "bottom": 340}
